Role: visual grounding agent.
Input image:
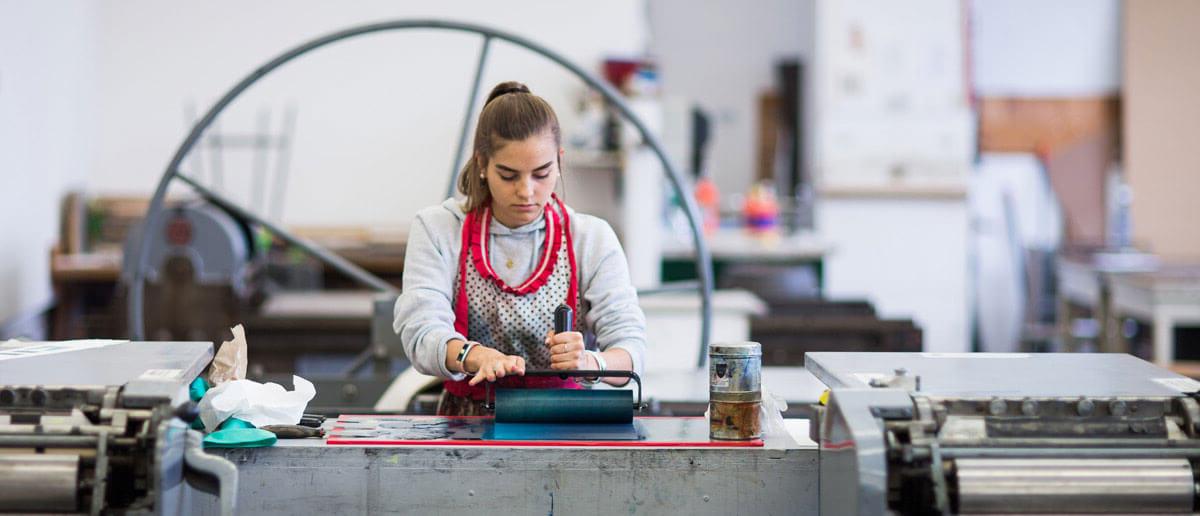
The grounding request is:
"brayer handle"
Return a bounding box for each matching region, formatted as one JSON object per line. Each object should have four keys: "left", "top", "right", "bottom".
{"left": 554, "top": 304, "right": 572, "bottom": 333}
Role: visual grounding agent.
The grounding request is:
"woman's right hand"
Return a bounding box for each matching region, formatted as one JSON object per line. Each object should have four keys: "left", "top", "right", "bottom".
{"left": 466, "top": 347, "right": 526, "bottom": 386}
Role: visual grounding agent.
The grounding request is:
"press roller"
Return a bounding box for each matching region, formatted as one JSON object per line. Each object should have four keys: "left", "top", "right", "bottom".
{"left": 953, "top": 458, "right": 1195, "bottom": 514}
{"left": 494, "top": 389, "right": 633, "bottom": 424}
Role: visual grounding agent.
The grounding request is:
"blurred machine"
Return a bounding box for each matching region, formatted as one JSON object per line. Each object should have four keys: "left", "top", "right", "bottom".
{"left": 808, "top": 352, "right": 1200, "bottom": 515}
{"left": 121, "top": 201, "right": 262, "bottom": 344}
{"left": 119, "top": 200, "right": 406, "bottom": 413}
{"left": 0, "top": 340, "right": 236, "bottom": 515}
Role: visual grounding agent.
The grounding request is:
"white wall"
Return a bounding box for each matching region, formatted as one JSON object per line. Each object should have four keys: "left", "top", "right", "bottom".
{"left": 971, "top": 0, "right": 1122, "bottom": 97}
{"left": 0, "top": 1, "right": 97, "bottom": 329}
{"left": 817, "top": 197, "right": 970, "bottom": 353}
{"left": 811, "top": 0, "right": 973, "bottom": 352}
{"left": 88, "top": 1, "right": 648, "bottom": 229}
{"left": 813, "top": 0, "right": 972, "bottom": 189}
{"left": 647, "top": 0, "right": 815, "bottom": 199}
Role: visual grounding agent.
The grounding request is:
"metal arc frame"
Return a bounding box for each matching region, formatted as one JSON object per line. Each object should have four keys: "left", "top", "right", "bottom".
{"left": 128, "top": 19, "right": 714, "bottom": 367}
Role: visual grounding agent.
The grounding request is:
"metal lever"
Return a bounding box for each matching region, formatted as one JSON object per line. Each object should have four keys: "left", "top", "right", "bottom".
{"left": 183, "top": 430, "right": 238, "bottom": 516}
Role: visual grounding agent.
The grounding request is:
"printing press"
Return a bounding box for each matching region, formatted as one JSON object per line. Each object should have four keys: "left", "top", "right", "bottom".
{"left": 808, "top": 352, "right": 1200, "bottom": 515}
{"left": 0, "top": 340, "right": 237, "bottom": 515}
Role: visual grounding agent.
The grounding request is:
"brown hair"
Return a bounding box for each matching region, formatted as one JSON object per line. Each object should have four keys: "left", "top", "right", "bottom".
{"left": 457, "top": 81, "right": 562, "bottom": 213}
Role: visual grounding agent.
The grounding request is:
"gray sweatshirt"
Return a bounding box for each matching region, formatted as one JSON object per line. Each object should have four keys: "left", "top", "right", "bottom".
{"left": 394, "top": 198, "right": 646, "bottom": 381}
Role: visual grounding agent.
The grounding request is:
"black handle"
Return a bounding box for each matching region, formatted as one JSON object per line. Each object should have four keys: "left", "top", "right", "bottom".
{"left": 173, "top": 401, "right": 201, "bottom": 424}
{"left": 483, "top": 370, "right": 642, "bottom": 412}
{"left": 554, "top": 304, "right": 572, "bottom": 333}
{"left": 260, "top": 424, "right": 326, "bottom": 439}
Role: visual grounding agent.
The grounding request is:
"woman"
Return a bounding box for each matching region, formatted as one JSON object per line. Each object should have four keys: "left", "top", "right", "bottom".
{"left": 394, "top": 81, "right": 646, "bottom": 416}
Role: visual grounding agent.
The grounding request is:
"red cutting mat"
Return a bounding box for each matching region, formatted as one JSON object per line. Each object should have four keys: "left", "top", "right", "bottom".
{"left": 326, "top": 415, "right": 763, "bottom": 447}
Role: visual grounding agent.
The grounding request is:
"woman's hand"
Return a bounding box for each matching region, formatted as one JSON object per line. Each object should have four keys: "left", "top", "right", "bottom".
{"left": 545, "top": 331, "right": 589, "bottom": 370}
{"left": 466, "top": 347, "right": 526, "bottom": 386}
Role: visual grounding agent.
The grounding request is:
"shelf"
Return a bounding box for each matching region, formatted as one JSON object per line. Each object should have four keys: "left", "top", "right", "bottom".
{"left": 819, "top": 184, "right": 967, "bottom": 200}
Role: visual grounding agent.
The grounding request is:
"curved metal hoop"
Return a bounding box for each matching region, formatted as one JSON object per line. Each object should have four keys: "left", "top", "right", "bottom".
{"left": 127, "top": 19, "right": 714, "bottom": 367}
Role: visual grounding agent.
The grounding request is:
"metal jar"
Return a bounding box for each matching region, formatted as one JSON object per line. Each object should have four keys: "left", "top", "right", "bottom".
{"left": 709, "top": 342, "right": 762, "bottom": 440}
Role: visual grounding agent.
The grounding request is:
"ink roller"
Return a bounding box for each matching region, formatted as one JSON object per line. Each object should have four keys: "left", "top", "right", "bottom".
{"left": 485, "top": 304, "right": 642, "bottom": 440}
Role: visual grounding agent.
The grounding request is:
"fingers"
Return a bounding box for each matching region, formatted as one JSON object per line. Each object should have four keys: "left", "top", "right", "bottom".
{"left": 545, "top": 331, "right": 586, "bottom": 371}
{"left": 468, "top": 361, "right": 495, "bottom": 386}
{"left": 507, "top": 356, "right": 526, "bottom": 375}
{"left": 550, "top": 350, "right": 583, "bottom": 370}
{"left": 551, "top": 351, "right": 581, "bottom": 363}
{"left": 548, "top": 341, "right": 585, "bottom": 356}
{"left": 548, "top": 331, "right": 583, "bottom": 346}
{"left": 468, "top": 355, "right": 526, "bottom": 385}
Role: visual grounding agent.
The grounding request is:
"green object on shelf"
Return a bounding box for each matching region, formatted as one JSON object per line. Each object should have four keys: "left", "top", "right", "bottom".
{"left": 203, "top": 428, "right": 277, "bottom": 448}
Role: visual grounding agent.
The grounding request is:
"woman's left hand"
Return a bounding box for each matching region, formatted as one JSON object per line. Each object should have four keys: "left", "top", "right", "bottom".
{"left": 545, "top": 330, "right": 589, "bottom": 370}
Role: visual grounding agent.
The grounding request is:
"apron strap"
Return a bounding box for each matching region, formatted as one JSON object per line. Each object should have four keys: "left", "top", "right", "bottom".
{"left": 446, "top": 194, "right": 582, "bottom": 400}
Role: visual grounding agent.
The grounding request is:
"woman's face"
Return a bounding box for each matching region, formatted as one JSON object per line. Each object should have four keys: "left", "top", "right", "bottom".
{"left": 483, "top": 130, "right": 562, "bottom": 228}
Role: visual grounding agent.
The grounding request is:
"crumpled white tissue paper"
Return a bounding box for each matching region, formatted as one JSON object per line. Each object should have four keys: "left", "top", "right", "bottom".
{"left": 198, "top": 375, "right": 316, "bottom": 432}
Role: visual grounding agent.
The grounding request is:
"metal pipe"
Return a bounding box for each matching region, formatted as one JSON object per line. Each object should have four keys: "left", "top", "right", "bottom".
{"left": 128, "top": 20, "right": 713, "bottom": 364}
{"left": 940, "top": 447, "right": 1200, "bottom": 459}
{"left": 446, "top": 35, "right": 492, "bottom": 200}
{"left": 954, "top": 458, "right": 1194, "bottom": 514}
{"left": 0, "top": 435, "right": 98, "bottom": 447}
{"left": 269, "top": 104, "right": 297, "bottom": 222}
{"left": 941, "top": 437, "right": 1178, "bottom": 448}
{"left": 0, "top": 454, "right": 80, "bottom": 512}
{"left": 252, "top": 107, "right": 270, "bottom": 213}
{"left": 175, "top": 173, "right": 396, "bottom": 293}
{"left": 184, "top": 430, "right": 238, "bottom": 516}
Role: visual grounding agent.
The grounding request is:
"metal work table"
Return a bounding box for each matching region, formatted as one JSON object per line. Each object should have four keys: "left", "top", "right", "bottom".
{"left": 191, "top": 420, "right": 817, "bottom": 514}
{"left": 0, "top": 340, "right": 212, "bottom": 402}
{"left": 1109, "top": 266, "right": 1200, "bottom": 367}
{"left": 1055, "top": 252, "right": 1158, "bottom": 353}
{"left": 806, "top": 351, "right": 1193, "bottom": 397}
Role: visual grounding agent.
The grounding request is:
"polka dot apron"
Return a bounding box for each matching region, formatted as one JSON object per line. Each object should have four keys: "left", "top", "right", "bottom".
{"left": 443, "top": 194, "right": 581, "bottom": 401}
